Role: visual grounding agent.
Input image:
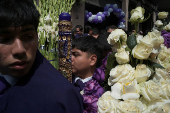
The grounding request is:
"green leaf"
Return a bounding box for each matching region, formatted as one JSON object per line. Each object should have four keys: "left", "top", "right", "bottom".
{"left": 125, "top": 47, "right": 131, "bottom": 52}
{"left": 148, "top": 60, "right": 165, "bottom": 69}
{"left": 126, "top": 34, "right": 137, "bottom": 49}
{"left": 104, "top": 52, "right": 117, "bottom": 82}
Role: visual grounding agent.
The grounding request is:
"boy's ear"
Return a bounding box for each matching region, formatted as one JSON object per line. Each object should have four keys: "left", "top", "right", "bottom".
{"left": 89, "top": 54, "right": 97, "bottom": 66}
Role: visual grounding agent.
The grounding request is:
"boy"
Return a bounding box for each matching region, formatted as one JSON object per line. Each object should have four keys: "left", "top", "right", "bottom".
{"left": 0, "top": 0, "right": 83, "bottom": 113}
{"left": 71, "top": 36, "right": 104, "bottom": 112}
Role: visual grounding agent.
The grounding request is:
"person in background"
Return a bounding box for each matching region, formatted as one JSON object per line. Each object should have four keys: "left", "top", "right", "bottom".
{"left": 100, "top": 29, "right": 106, "bottom": 35}
{"left": 0, "top": 0, "right": 83, "bottom": 113}
{"left": 72, "top": 36, "right": 104, "bottom": 112}
{"left": 75, "top": 25, "right": 84, "bottom": 38}
{"left": 97, "top": 32, "right": 113, "bottom": 64}
{"left": 84, "top": 25, "right": 92, "bottom": 36}
{"left": 91, "top": 28, "right": 100, "bottom": 39}
{"left": 107, "top": 25, "right": 117, "bottom": 33}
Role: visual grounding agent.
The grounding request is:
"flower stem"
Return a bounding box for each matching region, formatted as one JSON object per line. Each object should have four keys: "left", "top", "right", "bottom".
{"left": 140, "top": 59, "right": 143, "bottom": 64}
{"left": 135, "top": 22, "right": 138, "bottom": 36}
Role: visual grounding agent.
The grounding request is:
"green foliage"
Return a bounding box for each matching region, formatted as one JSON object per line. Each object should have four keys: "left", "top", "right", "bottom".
{"left": 126, "top": 34, "right": 137, "bottom": 50}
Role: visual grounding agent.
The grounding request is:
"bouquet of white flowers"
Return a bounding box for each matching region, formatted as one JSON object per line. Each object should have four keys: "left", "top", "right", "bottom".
{"left": 97, "top": 6, "right": 170, "bottom": 113}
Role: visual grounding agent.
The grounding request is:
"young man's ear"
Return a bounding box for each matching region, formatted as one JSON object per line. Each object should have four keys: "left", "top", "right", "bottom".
{"left": 89, "top": 54, "right": 97, "bottom": 66}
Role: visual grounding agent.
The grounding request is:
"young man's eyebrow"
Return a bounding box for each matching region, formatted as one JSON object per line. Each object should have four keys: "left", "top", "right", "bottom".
{"left": 0, "top": 29, "right": 12, "bottom": 34}
{"left": 0, "top": 27, "right": 35, "bottom": 34}
{"left": 21, "top": 27, "right": 35, "bottom": 32}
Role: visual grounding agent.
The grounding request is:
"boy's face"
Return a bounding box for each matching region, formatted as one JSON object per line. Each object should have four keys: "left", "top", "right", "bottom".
{"left": 72, "top": 48, "right": 91, "bottom": 76}
{"left": 0, "top": 25, "right": 38, "bottom": 77}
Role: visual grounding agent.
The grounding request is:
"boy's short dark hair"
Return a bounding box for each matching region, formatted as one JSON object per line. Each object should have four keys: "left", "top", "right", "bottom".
{"left": 97, "top": 32, "right": 112, "bottom": 50}
{"left": 106, "top": 25, "right": 117, "bottom": 31}
{"left": 75, "top": 25, "right": 83, "bottom": 31}
{"left": 84, "top": 25, "right": 92, "bottom": 34}
{"left": 0, "top": 0, "right": 40, "bottom": 30}
{"left": 72, "top": 36, "right": 102, "bottom": 67}
{"left": 92, "top": 28, "right": 99, "bottom": 35}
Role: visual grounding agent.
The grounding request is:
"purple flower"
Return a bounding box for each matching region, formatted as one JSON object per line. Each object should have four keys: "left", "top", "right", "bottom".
{"left": 84, "top": 79, "right": 105, "bottom": 97}
{"left": 93, "top": 67, "right": 105, "bottom": 83}
{"left": 161, "top": 30, "right": 170, "bottom": 48}
{"left": 83, "top": 95, "right": 98, "bottom": 113}
{"left": 101, "top": 52, "right": 111, "bottom": 69}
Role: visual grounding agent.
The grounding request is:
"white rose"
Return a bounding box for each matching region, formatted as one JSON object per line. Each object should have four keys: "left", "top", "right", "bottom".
{"left": 132, "top": 43, "right": 153, "bottom": 59}
{"left": 115, "top": 48, "right": 130, "bottom": 64}
{"left": 157, "top": 44, "right": 170, "bottom": 70}
{"left": 151, "top": 100, "right": 170, "bottom": 113}
{"left": 158, "top": 12, "right": 169, "bottom": 19}
{"left": 110, "top": 79, "right": 140, "bottom": 100}
{"left": 97, "top": 91, "right": 118, "bottom": 113}
{"left": 116, "top": 100, "right": 144, "bottom": 113}
{"left": 130, "top": 6, "right": 145, "bottom": 23}
{"left": 107, "top": 29, "right": 127, "bottom": 45}
{"left": 108, "top": 64, "right": 135, "bottom": 86}
{"left": 139, "top": 80, "right": 164, "bottom": 102}
{"left": 134, "top": 64, "right": 151, "bottom": 83}
{"left": 136, "top": 34, "right": 143, "bottom": 43}
{"left": 154, "top": 20, "right": 163, "bottom": 27}
{"left": 141, "top": 32, "right": 164, "bottom": 47}
{"left": 164, "top": 22, "right": 170, "bottom": 31}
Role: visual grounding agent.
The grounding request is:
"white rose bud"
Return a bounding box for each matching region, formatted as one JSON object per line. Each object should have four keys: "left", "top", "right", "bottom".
{"left": 134, "top": 64, "right": 151, "bottom": 83}
{"left": 116, "top": 100, "right": 144, "bottom": 113}
{"left": 97, "top": 91, "right": 119, "bottom": 113}
{"left": 108, "top": 64, "right": 135, "bottom": 86}
{"left": 158, "top": 11, "right": 169, "bottom": 19}
{"left": 107, "top": 29, "right": 127, "bottom": 45}
{"left": 154, "top": 20, "right": 163, "bottom": 27}
{"left": 115, "top": 48, "right": 130, "bottom": 64}
{"left": 164, "top": 22, "right": 170, "bottom": 31}
{"left": 130, "top": 6, "right": 145, "bottom": 23}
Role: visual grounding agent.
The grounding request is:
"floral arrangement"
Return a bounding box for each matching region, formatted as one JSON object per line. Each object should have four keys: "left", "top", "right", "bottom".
{"left": 85, "top": 4, "right": 125, "bottom": 28}
{"left": 80, "top": 57, "right": 107, "bottom": 113}
{"left": 97, "top": 6, "right": 170, "bottom": 112}
{"left": 34, "top": 0, "right": 76, "bottom": 69}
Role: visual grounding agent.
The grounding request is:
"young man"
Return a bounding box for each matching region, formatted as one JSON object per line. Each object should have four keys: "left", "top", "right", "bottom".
{"left": 75, "top": 25, "right": 84, "bottom": 38}
{"left": 0, "top": 0, "right": 83, "bottom": 113}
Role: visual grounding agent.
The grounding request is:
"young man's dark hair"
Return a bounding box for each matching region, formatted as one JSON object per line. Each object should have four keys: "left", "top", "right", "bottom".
{"left": 0, "top": 0, "right": 83, "bottom": 112}
{"left": 97, "top": 32, "right": 113, "bottom": 64}
{"left": 72, "top": 36, "right": 102, "bottom": 68}
{"left": 0, "top": 0, "right": 40, "bottom": 30}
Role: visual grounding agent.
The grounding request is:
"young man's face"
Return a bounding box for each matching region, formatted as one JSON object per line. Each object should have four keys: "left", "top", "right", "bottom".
{"left": 0, "top": 25, "right": 38, "bottom": 77}
{"left": 76, "top": 28, "right": 82, "bottom": 35}
{"left": 71, "top": 48, "right": 91, "bottom": 76}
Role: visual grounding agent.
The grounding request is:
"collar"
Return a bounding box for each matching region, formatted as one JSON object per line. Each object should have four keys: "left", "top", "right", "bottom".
{"left": 0, "top": 74, "right": 18, "bottom": 86}
{"left": 75, "top": 76, "right": 92, "bottom": 83}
